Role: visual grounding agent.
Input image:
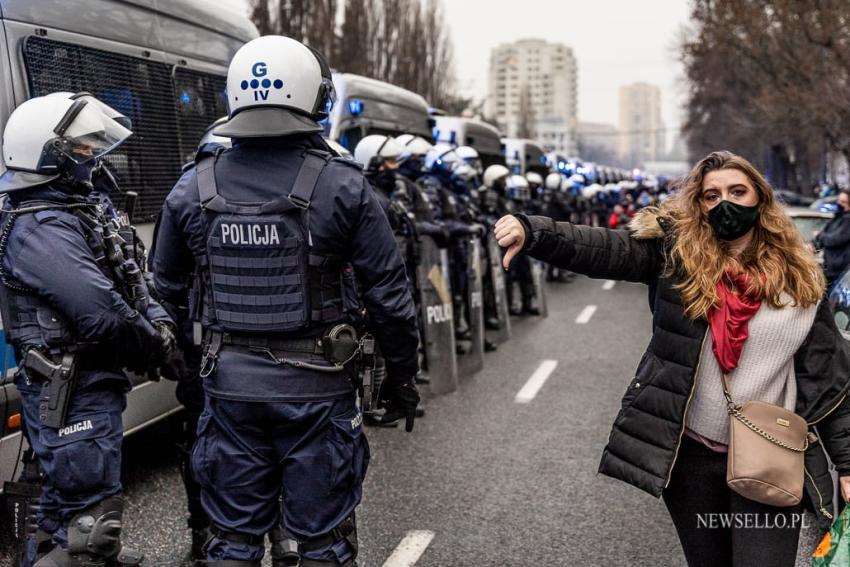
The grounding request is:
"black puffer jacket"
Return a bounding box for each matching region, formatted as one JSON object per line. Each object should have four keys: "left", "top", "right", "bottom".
{"left": 518, "top": 209, "right": 850, "bottom": 528}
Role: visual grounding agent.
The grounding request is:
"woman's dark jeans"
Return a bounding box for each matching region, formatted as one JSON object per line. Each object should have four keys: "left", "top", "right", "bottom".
{"left": 663, "top": 436, "right": 804, "bottom": 567}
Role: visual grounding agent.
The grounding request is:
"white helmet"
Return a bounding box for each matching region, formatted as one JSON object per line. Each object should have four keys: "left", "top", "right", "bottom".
{"left": 424, "top": 143, "right": 460, "bottom": 172}
{"left": 325, "top": 138, "right": 353, "bottom": 161}
{"left": 455, "top": 145, "right": 482, "bottom": 174}
{"left": 353, "top": 135, "right": 407, "bottom": 171}
{"left": 483, "top": 164, "right": 510, "bottom": 188}
{"left": 526, "top": 172, "right": 544, "bottom": 187}
{"left": 395, "top": 134, "right": 433, "bottom": 157}
{"left": 569, "top": 173, "right": 586, "bottom": 186}
{"left": 545, "top": 173, "right": 562, "bottom": 191}
{"left": 506, "top": 174, "right": 530, "bottom": 201}
{"left": 199, "top": 117, "right": 232, "bottom": 149}
{"left": 1, "top": 93, "right": 132, "bottom": 192}
{"left": 215, "top": 35, "right": 335, "bottom": 138}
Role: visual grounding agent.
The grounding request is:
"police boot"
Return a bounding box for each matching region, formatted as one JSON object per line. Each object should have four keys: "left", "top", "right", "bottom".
{"left": 178, "top": 436, "right": 210, "bottom": 563}
{"left": 34, "top": 496, "right": 143, "bottom": 567}
{"left": 484, "top": 339, "right": 498, "bottom": 352}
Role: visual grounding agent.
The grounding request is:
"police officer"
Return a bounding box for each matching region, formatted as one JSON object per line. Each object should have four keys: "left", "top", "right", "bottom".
{"left": 525, "top": 172, "right": 545, "bottom": 215}
{"left": 0, "top": 93, "right": 176, "bottom": 567}
{"left": 151, "top": 36, "right": 420, "bottom": 567}
{"left": 419, "top": 144, "right": 479, "bottom": 349}
{"left": 478, "top": 165, "right": 512, "bottom": 332}
{"left": 543, "top": 173, "right": 575, "bottom": 283}
{"left": 504, "top": 175, "right": 540, "bottom": 316}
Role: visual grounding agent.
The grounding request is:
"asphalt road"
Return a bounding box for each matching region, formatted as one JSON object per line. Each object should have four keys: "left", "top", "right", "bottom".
{"left": 0, "top": 275, "right": 825, "bottom": 566}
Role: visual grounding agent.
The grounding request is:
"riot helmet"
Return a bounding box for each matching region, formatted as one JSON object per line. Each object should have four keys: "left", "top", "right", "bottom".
{"left": 424, "top": 143, "right": 460, "bottom": 177}
{"left": 545, "top": 172, "right": 562, "bottom": 191}
{"left": 199, "top": 117, "right": 233, "bottom": 149}
{"left": 482, "top": 164, "right": 510, "bottom": 189}
{"left": 455, "top": 145, "right": 482, "bottom": 175}
{"left": 0, "top": 93, "right": 132, "bottom": 193}
{"left": 215, "top": 35, "right": 336, "bottom": 138}
{"left": 395, "top": 134, "right": 433, "bottom": 157}
{"left": 353, "top": 135, "right": 408, "bottom": 172}
{"left": 506, "top": 174, "right": 530, "bottom": 202}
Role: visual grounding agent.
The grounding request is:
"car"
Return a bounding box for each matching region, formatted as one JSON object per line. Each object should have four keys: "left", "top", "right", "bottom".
{"left": 785, "top": 207, "right": 832, "bottom": 266}
{"left": 786, "top": 207, "right": 833, "bottom": 245}
{"left": 811, "top": 196, "right": 840, "bottom": 213}
{"left": 775, "top": 189, "right": 815, "bottom": 207}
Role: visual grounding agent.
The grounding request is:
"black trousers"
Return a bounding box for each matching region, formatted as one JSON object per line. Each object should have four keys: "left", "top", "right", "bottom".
{"left": 663, "top": 436, "right": 804, "bottom": 567}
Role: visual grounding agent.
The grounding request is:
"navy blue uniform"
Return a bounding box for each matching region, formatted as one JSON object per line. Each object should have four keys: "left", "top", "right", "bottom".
{"left": 0, "top": 185, "right": 169, "bottom": 550}
{"left": 152, "top": 137, "right": 419, "bottom": 564}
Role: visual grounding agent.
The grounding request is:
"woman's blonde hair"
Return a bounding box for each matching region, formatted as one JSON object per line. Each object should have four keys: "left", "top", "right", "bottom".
{"left": 661, "top": 150, "right": 824, "bottom": 319}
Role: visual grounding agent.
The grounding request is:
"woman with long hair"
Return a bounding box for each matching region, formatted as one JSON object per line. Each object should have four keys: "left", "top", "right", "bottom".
{"left": 495, "top": 151, "right": 850, "bottom": 566}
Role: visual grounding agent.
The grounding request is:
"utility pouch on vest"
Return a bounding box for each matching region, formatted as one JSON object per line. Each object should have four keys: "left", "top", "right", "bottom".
{"left": 196, "top": 150, "right": 330, "bottom": 334}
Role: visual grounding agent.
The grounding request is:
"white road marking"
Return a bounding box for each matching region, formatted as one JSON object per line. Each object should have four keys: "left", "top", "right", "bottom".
{"left": 602, "top": 280, "right": 616, "bottom": 290}
{"left": 382, "top": 530, "right": 436, "bottom": 567}
{"left": 515, "top": 359, "right": 559, "bottom": 403}
{"left": 575, "top": 305, "right": 598, "bottom": 324}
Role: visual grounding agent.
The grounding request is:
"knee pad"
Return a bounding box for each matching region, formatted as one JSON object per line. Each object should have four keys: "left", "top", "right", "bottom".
{"left": 66, "top": 496, "right": 124, "bottom": 559}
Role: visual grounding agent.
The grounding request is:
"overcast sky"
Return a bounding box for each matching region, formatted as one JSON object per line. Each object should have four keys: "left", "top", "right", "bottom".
{"left": 442, "top": 0, "right": 692, "bottom": 132}
{"left": 225, "top": 0, "right": 691, "bottom": 132}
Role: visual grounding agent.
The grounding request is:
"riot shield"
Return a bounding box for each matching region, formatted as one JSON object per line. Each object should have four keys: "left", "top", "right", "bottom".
{"left": 531, "top": 260, "right": 549, "bottom": 318}
{"left": 485, "top": 234, "right": 511, "bottom": 343}
{"left": 416, "top": 236, "right": 458, "bottom": 395}
{"left": 457, "top": 238, "right": 485, "bottom": 377}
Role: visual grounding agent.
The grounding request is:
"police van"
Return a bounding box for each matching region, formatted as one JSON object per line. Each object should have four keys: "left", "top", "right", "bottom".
{"left": 325, "top": 72, "right": 434, "bottom": 150}
{"left": 432, "top": 115, "right": 505, "bottom": 168}
{"left": 502, "top": 137, "right": 549, "bottom": 176}
{"left": 0, "top": 0, "right": 257, "bottom": 501}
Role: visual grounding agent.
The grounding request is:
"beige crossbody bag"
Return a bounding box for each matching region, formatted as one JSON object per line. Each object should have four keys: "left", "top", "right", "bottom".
{"left": 722, "top": 373, "right": 808, "bottom": 507}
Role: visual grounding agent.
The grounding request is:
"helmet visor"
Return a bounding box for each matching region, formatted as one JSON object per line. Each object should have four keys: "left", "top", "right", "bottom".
{"left": 53, "top": 99, "right": 132, "bottom": 163}
{"left": 71, "top": 93, "right": 133, "bottom": 130}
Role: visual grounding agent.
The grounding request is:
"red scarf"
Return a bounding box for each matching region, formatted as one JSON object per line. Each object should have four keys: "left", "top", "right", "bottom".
{"left": 707, "top": 271, "right": 762, "bottom": 375}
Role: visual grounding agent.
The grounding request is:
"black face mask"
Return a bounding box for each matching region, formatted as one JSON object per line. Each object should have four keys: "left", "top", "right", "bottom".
{"left": 369, "top": 169, "right": 397, "bottom": 193}
{"left": 56, "top": 161, "right": 95, "bottom": 196}
{"left": 707, "top": 200, "right": 759, "bottom": 241}
{"left": 398, "top": 158, "right": 422, "bottom": 180}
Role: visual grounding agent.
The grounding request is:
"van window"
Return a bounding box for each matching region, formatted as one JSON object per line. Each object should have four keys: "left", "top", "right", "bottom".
{"left": 24, "top": 37, "right": 227, "bottom": 221}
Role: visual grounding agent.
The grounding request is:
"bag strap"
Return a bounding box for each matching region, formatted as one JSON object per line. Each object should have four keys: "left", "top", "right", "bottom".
{"left": 723, "top": 373, "right": 808, "bottom": 452}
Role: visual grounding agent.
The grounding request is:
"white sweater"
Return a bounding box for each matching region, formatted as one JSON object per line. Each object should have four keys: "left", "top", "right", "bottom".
{"left": 685, "top": 297, "right": 818, "bottom": 444}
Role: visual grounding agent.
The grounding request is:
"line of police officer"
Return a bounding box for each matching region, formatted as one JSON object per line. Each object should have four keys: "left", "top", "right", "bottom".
{"left": 0, "top": 33, "right": 572, "bottom": 567}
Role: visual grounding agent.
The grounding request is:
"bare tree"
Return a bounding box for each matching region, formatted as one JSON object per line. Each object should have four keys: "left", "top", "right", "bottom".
{"left": 681, "top": 0, "right": 850, "bottom": 189}
{"left": 248, "top": 0, "right": 460, "bottom": 112}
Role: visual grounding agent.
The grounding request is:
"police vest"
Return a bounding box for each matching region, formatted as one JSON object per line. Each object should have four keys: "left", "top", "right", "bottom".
{"left": 195, "top": 149, "right": 345, "bottom": 334}
{"left": 0, "top": 201, "right": 126, "bottom": 356}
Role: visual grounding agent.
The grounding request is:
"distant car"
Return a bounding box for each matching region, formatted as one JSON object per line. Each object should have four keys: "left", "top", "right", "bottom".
{"left": 811, "top": 196, "right": 840, "bottom": 213}
{"left": 786, "top": 207, "right": 833, "bottom": 245}
{"left": 775, "top": 189, "right": 815, "bottom": 207}
{"left": 785, "top": 207, "right": 832, "bottom": 266}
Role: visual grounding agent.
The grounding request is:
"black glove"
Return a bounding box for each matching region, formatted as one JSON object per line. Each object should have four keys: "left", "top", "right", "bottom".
{"left": 377, "top": 379, "right": 420, "bottom": 432}
{"left": 153, "top": 321, "right": 177, "bottom": 363}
